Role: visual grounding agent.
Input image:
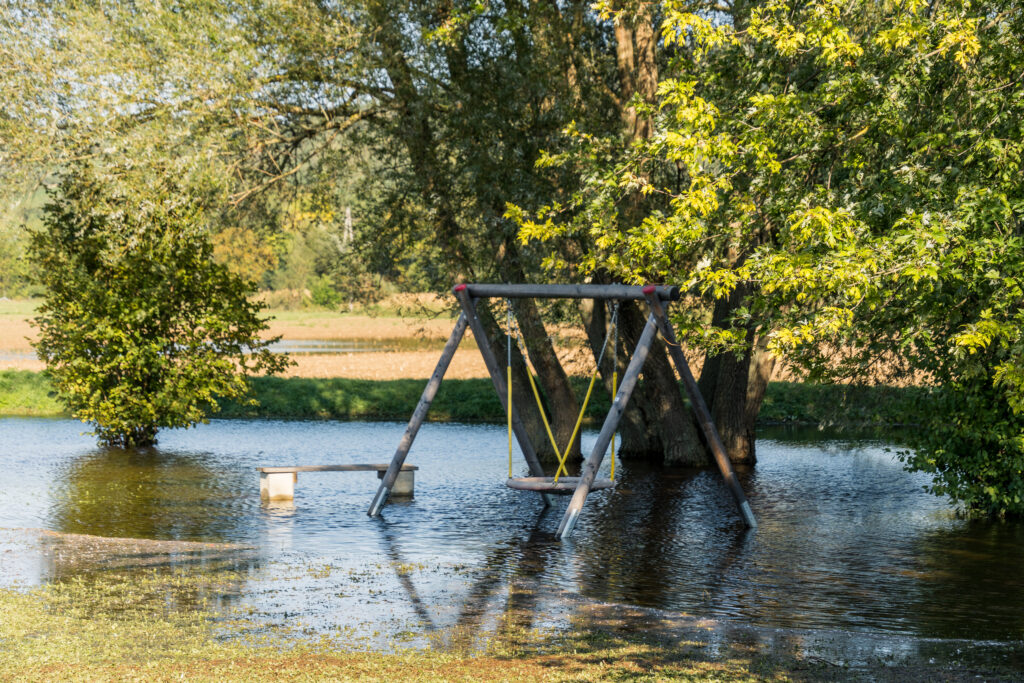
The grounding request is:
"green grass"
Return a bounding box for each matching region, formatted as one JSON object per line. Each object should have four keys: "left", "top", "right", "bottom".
{"left": 1, "top": 369, "right": 930, "bottom": 429}
{"left": 0, "top": 297, "right": 39, "bottom": 316}
{"left": 0, "top": 579, "right": 798, "bottom": 681}
{"left": 0, "top": 370, "right": 64, "bottom": 416}
{"left": 757, "top": 381, "right": 929, "bottom": 428}
{"left": 1, "top": 548, "right": 1014, "bottom": 682}
{"left": 225, "top": 376, "right": 932, "bottom": 428}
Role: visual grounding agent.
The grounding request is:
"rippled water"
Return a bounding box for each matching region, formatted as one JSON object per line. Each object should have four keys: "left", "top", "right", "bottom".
{"left": 1, "top": 417, "right": 1022, "bottom": 645}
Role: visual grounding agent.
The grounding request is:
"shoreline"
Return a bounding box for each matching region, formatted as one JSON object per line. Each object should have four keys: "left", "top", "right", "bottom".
{"left": 2, "top": 526, "right": 1021, "bottom": 681}
{"left": 0, "top": 369, "right": 927, "bottom": 430}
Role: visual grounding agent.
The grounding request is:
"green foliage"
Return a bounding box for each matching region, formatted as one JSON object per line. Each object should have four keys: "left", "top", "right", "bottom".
{"left": 29, "top": 164, "right": 290, "bottom": 446}
{"left": 0, "top": 370, "right": 63, "bottom": 417}
{"left": 309, "top": 275, "right": 343, "bottom": 309}
{"left": 911, "top": 379, "right": 1024, "bottom": 517}
{"left": 514, "top": 0, "right": 1024, "bottom": 516}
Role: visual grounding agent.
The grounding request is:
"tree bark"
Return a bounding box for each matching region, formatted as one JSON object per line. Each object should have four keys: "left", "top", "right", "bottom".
{"left": 512, "top": 296, "right": 582, "bottom": 461}
{"left": 579, "top": 295, "right": 708, "bottom": 466}
{"left": 696, "top": 284, "right": 775, "bottom": 465}
{"left": 601, "top": 4, "right": 711, "bottom": 466}
{"left": 613, "top": 0, "right": 658, "bottom": 140}
{"left": 374, "top": 2, "right": 582, "bottom": 466}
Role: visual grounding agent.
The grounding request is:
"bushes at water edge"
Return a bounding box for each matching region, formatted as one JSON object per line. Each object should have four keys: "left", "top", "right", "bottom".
{"left": 0, "top": 369, "right": 927, "bottom": 428}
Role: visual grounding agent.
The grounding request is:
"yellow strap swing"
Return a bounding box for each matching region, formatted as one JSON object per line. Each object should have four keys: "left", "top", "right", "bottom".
{"left": 504, "top": 299, "right": 619, "bottom": 494}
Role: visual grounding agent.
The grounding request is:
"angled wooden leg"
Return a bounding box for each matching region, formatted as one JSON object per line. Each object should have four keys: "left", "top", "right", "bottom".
{"left": 368, "top": 312, "right": 468, "bottom": 516}
{"left": 454, "top": 287, "right": 552, "bottom": 507}
{"left": 643, "top": 289, "right": 757, "bottom": 529}
{"left": 556, "top": 312, "right": 660, "bottom": 539}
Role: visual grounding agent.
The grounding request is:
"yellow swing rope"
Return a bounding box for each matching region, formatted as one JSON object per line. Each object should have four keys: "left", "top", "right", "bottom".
{"left": 506, "top": 301, "right": 619, "bottom": 484}
{"left": 517, "top": 333, "right": 562, "bottom": 459}
{"left": 507, "top": 300, "right": 563, "bottom": 477}
{"left": 551, "top": 302, "right": 618, "bottom": 483}
{"left": 506, "top": 301, "right": 513, "bottom": 478}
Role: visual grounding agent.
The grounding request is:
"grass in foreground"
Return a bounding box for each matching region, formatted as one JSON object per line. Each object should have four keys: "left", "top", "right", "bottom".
{"left": 0, "top": 546, "right": 788, "bottom": 682}
{"left": 0, "top": 582, "right": 783, "bottom": 683}
{"left": 2, "top": 555, "right": 1016, "bottom": 683}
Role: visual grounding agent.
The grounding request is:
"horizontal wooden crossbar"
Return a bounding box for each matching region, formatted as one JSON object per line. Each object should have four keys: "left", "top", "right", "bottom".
{"left": 454, "top": 283, "right": 680, "bottom": 301}
{"left": 259, "top": 464, "right": 418, "bottom": 473}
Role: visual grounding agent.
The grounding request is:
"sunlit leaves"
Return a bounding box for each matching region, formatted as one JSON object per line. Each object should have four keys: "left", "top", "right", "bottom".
{"left": 30, "top": 162, "right": 290, "bottom": 446}
{"left": 515, "top": 0, "right": 1024, "bottom": 515}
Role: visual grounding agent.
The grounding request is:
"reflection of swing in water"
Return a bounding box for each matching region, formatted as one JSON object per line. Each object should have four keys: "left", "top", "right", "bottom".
{"left": 374, "top": 507, "right": 561, "bottom": 650}
{"left": 368, "top": 283, "right": 756, "bottom": 539}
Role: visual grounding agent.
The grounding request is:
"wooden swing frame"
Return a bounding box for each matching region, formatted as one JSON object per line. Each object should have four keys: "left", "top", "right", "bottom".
{"left": 368, "top": 283, "right": 757, "bottom": 539}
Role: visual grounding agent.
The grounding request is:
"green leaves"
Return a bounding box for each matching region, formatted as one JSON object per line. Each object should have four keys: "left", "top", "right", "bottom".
{"left": 514, "top": 0, "right": 1024, "bottom": 516}
{"left": 30, "top": 162, "right": 290, "bottom": 447}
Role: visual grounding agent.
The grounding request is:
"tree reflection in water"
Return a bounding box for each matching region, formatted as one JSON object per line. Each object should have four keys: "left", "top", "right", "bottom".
{"left": 49, "top": 446, "right": 254, "bottom": 543}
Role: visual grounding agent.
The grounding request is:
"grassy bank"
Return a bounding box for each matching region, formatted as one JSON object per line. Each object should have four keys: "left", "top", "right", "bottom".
{"left": 0, "top": 584, "right": 786, "bottom": 682}
{"left": 3, "top": 544, "right": 1017, "bottom": 683}
{"left": 0, "top": 370, "right": 63, "bottom": 416}
{"left": 0, "top": 369, "right": 928, "bottom": 428}
{"left": 1, "top": 545, "right": 1013, "bottom": 683}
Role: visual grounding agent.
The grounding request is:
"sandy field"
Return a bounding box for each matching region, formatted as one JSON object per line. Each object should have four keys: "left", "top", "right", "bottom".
{"left": 0, "top": 311, "right": 495, "bottom": 379}
{"left": 1, "top": 300, "right": 803, "bottom": 382}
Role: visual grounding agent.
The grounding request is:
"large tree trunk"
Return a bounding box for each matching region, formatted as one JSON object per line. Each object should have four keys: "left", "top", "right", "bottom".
{"left": 602, "top": 6, "right": 713, "bottom": 467}
{"left": 512, "top": 296, "right": 582, "bottom": 462}
{"left": 696, "top": 285, "right": 775, "bottom": 465}
{"left": 579, "top": 296, "right": 707, "bottom": 466}
{"left": 375, "top": 5, "right": 581, "bottom": 466}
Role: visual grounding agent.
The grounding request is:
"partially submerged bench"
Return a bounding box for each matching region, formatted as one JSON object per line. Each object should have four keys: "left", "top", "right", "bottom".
{"left": 259, "top": 464, "right": 419, "bottom": 502}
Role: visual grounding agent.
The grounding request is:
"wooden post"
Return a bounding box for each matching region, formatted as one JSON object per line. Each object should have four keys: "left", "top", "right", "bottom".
{"left": 454, "top": 286, "right": 553, "bottom": 507}
{"left": 643, "top": 288, "right": 757, "bottom": 529}
{"left": 556, "top": 312, "right": 661, "bottom": 539}
{"left": 368, "top": 312, "right": 468, "bottom": 516}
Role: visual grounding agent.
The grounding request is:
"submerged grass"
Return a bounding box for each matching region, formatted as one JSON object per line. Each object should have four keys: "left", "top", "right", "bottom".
{"left": 0, "top": 548, "right": 784, "bottom": 682}
{"left": 0, "top": 369, "right": 929, "bottom": 428}
{"left": 2, "top": 546, "right": 1016, "bottom": 682}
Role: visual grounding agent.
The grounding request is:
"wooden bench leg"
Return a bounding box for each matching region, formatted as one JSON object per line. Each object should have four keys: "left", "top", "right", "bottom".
{"left": 378, "top": 470, "right": 414, "bottom": 497}
{"left": 261, "top": 471, "right": 296, "bottom": 501}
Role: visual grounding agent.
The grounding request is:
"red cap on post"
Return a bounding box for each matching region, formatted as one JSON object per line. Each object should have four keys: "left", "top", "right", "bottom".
{"left": 454, "top": 284, "right": 467, "bottom": 292}
{"left": 642, "top": 285, "right": 656, "bottom": 295}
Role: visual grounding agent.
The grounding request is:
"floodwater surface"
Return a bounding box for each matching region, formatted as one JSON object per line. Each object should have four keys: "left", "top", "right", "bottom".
{"left": 1, "top": 417, "right": 1022, "bottom": 655}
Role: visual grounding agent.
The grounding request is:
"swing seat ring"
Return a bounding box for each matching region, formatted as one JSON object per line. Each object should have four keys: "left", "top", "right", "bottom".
{"left": 505, "top": 476, "right": 615, "bottom": 494}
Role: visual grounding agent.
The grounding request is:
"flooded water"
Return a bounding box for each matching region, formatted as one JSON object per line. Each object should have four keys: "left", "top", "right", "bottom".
{"left": 0, "top": 417, "right": 1022, "bottom": 653}
{"left": 2, "top": 338, "right": 439, "bottom": 361}
{"left": 264, "top": 338, "right": 440, "bottom": 354}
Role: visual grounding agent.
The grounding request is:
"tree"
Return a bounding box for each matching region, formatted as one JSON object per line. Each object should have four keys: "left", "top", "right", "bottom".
{"left": 517, "top": 0, "right": 1024, "bottom": 515}
{"left": 30, "top": 162, "right": 290, "bottom": 447}
{"left": 0, "top": 0, "right": 615, "bottom": 461}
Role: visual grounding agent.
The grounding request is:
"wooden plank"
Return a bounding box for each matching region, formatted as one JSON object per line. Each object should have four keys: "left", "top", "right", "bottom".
{"left": 368, "top": 311, "right": 468, "bottom": 516}
{"left": 555, "top": 312, "right": 661, "bottom": 539}
{"left": 505, "top": 476, "right": 614, "bottom": 493}
{"left": 643, "top": 289, "right": 757, "bottom": 529}
{"left": 454, "top": 287, "right": 553, "bottom": 507}
{"left": 458, "top": 283, "right": 680, "bottom": 302}
{"left": 260, "top": 464, "right": 419, "bottom": 473}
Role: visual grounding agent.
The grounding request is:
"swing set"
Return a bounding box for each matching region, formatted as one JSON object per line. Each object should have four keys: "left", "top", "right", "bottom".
{"left": 368, "top": 283, "right": 756, "bottom": 540}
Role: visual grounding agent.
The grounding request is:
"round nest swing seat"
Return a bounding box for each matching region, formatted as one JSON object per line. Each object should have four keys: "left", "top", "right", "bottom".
{"left": 505, "top": 476, "right": 615, "bottom": 494}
